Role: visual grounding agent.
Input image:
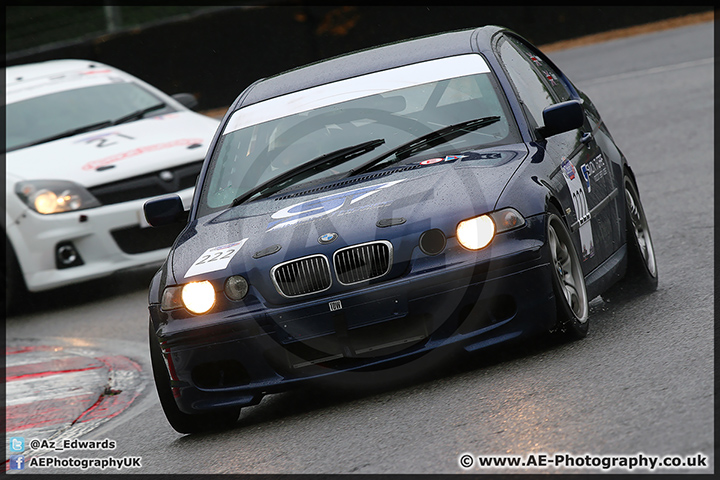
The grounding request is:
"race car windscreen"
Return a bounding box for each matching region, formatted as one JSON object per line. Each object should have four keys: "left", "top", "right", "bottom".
{"left": 5, "top": 82, "right": 168, "bottom": 152}
{"left": 199, "top": 54, "right": 520, "bottom": 216}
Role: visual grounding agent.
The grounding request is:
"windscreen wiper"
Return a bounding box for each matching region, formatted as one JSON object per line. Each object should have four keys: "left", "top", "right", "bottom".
{"left": 112, "top": 102, "right": 167, "bottom": 125}
{"left": 23, "top": 120, "right": 114, "bottom": 148}
{"left": 349, "top": 116, "right": 500, "bottom": 177}
{"left": 231, "top": 138, "right": 386, "bottom": 207}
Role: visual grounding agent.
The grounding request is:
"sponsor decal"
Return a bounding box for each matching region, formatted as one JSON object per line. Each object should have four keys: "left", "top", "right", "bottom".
{"left": 561, "top": 159, "right": 576, "bottom": 180}
{"left": 419, "top": 158, "right": 444, "bottom": 166}
{"left": 75, "top": 131, "right": 134, "bottom": 148}
{"left": 528, "top": 54, "right": 543, "bottom": 66}
{"left": 81, "top": 138, "right": 205, "bottom": 170}
{"left": 581, "top": 164, "right": 591, "bottom": 192}
{"left": 580, "top": 153, "right": 608, "bottom": 193}
{"left": 329, "top": 300, "right": 343, "bottom": 312}
{"left": 185, "top": 239, "right": 248, "bottom": 278}
{"left": 458, "top": 151, "right": 510, "bottom": 164}
{"left": 267, "top": 179, "right": 404, "bottom": 231}
{"left": 560, "top": 158, "right": 594, "bottom": 260}
{"left": 418, "top": 154, "right": 468, "bottom": 166}
{"left": 543, "top": 70, "right": 557, "bottom": 86}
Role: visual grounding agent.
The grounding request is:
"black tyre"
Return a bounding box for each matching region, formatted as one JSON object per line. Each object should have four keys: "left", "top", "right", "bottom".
{"left": 602, "top": 175, "right": 658, "bottom": 302}
{"left": 621, "top": 175, "right": 658, "bottom": 292}
{"left": 149, "top": 322, "right": 241, "bottom": 434}
{"left": 5, "top": 240, "right": 28, "bottom": 315}
{"left": 547, "top": 208, "right": 589, "bottom": 339}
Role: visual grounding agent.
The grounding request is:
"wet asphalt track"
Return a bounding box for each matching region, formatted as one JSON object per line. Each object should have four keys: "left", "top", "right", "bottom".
{"left": 5, "top": 20, "right": 713, "bottom": 474}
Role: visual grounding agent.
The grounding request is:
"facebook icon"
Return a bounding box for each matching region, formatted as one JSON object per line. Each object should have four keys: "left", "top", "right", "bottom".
{"left": 9, "top": 455, "right": 25, "bottom": 470}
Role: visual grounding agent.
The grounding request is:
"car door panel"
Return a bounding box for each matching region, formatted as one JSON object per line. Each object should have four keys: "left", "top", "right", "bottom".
{"left": 497, "top": 33, "right": 618, "bottom": 273}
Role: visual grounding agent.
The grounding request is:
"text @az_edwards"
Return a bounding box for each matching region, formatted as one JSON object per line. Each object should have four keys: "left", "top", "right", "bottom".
{"left": 26, "top": 438, "right": 117, "bottom": 451}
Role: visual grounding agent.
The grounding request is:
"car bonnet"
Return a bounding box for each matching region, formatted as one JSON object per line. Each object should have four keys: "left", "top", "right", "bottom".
{"left": 170, "top": 145, "right": 528, "bottom": 285}
{"left": 6, "top": 111, "right": 219, "bottom": 186}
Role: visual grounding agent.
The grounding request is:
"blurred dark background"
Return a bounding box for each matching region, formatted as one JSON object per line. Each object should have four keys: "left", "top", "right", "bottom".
{"left": 5, "top": 5, "right": 714, "bottom": 112}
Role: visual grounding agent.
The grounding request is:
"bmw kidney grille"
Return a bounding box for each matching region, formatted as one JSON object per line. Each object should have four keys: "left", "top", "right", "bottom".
{"left": 333, "top": 241, "right": 392, "bottom": 286}
{"left": 271, "top": 254, "right": 332, "bottom": 298}
{"left": 271, "top": 241, "right": 392, "bottom": 297}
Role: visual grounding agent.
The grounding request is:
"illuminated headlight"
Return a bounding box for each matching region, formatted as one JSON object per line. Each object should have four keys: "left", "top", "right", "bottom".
{"left": 457, "top": 215, "right": 495, "bottom": 250}
{"left": 456, "top": 208, "right": 526, "bottom": 250}
{"left": 15, "top": 180, "right": 101, "bottom": 214}
{"left": 182, "top": 281, "right": 216, "bottom": 314}
{"left": 161, "top": 281, "right": 216, "bottom": 314}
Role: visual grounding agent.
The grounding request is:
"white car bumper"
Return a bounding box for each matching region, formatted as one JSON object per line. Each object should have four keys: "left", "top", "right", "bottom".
{"left": 7, "top": 188, "right": 194, "bottom": 292}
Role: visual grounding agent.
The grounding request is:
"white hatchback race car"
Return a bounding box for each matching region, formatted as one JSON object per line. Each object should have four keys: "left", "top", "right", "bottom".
{"left": 5, "top": 59, "right": 220, "bottom": 312}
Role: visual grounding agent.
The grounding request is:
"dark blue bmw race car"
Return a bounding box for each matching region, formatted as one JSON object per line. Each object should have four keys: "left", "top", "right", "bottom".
{"left": 144, "top": 25, "right": 658, "bottom": 433}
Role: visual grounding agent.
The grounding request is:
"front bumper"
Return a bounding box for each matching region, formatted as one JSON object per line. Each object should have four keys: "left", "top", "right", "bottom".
{"left": 7, "top": 188, "right": 194, "bottom": 292}
{"left": 151, "top": 215, "right": 557, "bottom": 414}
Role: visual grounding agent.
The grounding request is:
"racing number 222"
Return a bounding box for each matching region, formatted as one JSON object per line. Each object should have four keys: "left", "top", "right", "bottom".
{"left": 184, "top": 239, "right": 248, "bottom": 278}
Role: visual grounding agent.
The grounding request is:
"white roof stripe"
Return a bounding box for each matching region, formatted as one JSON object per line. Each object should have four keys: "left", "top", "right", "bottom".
{"left": 223, "top": 54, "right": 490, "bottom": 135}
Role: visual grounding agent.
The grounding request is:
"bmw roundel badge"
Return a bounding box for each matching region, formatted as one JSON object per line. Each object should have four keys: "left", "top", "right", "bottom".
{"left": 318, "top": 232, "right": 338, "bottom": 245}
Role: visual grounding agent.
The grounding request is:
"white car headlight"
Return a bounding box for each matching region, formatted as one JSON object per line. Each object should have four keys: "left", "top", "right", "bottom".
{"left": 456, "top": 208, "right": 526, "bottom": 250}
{"left": 15, "top": 180, "right": 101, "bottom": 214}
{"left": 181, "top": 281, "right": 216, "bottom": 314}
{"left": 457, "top": 214, "right": 495, "bottom": 250}
{"left": 162, "top": 278, "right": 240, "bottom": 314}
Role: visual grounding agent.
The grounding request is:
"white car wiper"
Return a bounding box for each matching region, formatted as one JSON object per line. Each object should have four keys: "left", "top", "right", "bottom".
{"left": 231, "top": 138, "right": 385, "bottom": 207}
{"left": 19, "top": 120, "right": 114, "bottom": 149}
{"left": 349, "top": 116, "right": 500, "bottom": 176}
{"left": 112, "top": 102, "right": 167, "bottom": 125}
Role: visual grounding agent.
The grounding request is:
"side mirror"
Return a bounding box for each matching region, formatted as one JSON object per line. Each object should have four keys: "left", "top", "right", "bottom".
{"left": 171, "top": 92, "right": 199, "bottom": 111}
{"left": 540, "top": 100, "right": 584, "bottom": 138}
{"left": 144, "top": 195, "right": 187, "bottom": 227}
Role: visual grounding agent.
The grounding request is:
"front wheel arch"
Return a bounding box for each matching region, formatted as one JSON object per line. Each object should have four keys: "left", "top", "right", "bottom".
{"left": 546, "top": 205, "right": 589, "bottom": 340}
{"left": 149, "top": 321, "right": 241, "bottom": 434}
